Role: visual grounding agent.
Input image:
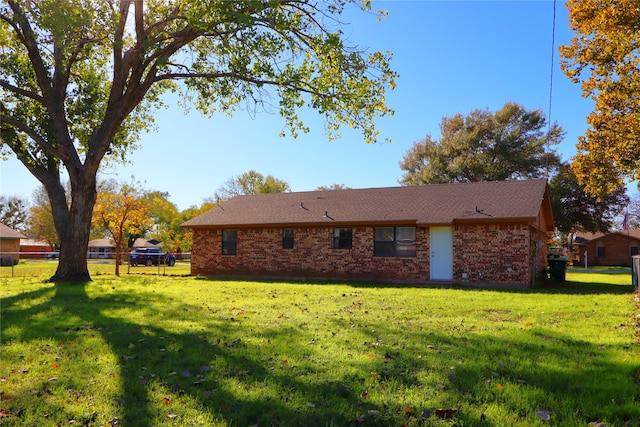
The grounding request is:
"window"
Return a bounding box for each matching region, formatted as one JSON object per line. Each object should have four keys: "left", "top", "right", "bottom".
{"left": 631, "top": 246, "right": 639, "bottom": 257}
{"left": 596, "top": 245, "right": 605, "bottom": 257}
{"left": 374, "top": 227, "right": 416, "bottom": 257}
{"left": 283, "top": 228, "right": 294, "bottom": 249}
{"left": 222, "top": 230, "right": 237, "bottom": 255}
{"left": 333, "top": 228, "right": 352, "bottom": 249}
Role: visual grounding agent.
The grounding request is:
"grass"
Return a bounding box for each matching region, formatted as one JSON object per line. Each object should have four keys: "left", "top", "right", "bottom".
{"left": 1, "top": 266, "right": 639, "bottom": 426}
{"left": 0, "top": 259, "right": 192, "bottom": 278}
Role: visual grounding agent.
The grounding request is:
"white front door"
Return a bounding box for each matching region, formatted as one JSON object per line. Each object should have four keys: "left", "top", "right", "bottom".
{"left": 430, "top": 226, "right": 453, "bottom": 280}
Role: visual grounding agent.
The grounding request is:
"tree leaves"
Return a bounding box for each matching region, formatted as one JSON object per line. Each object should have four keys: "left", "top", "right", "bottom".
{"left": 399, "top": 102, "right": 563, "bottom": 185}
{"left": 560, "top": 0, "right": 640, "bottom": 195}
{"left": 1, "top": 0, "right": 396, "bottom": 281}
{"left": 549, "top": 163, "right": 629, "bottom": 233}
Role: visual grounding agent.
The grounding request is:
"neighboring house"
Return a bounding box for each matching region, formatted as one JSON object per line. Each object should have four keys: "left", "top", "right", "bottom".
{"left": 131, "top": 238, "right": 163, "bottom": 249}
{"left": 20, "top": 238, "right": 53, "bottom": 258}
{"left": 182, "top": 179, "right": 554, "bottom": 288}
{"left": 88, "top": 238, "right": 116, "bottom": 259}
{"left": 573, "top": 230, "right": 640, "bottom": 267}
{"left": 0, "top": 223, "right": 27, "bottom": 265}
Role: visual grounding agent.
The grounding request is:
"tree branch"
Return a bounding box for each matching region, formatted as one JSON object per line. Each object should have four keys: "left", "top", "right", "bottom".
{"left": 152, "top": 71, "right": 325, "bottom": 98}
{"left": 0, "top": 112, "right": 62, "bottom": 161}
{"left": 0, "top": 80, "right": 44, "bottom": 103}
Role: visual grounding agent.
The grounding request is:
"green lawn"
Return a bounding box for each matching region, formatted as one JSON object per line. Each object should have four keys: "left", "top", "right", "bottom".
{"left": 0, "top": 259, "right": 192, "bottom": 278}
{"left": 1, "top": 268, "right": 638, "bottom": 426}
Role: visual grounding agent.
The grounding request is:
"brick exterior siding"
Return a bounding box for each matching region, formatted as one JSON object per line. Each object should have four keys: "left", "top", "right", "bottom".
{"left": 192, "top": 222, "right": 545, "bottom": 286}
{"left": 454, "top": 223, "right": 539, "bottom": 284}
{"left": 0, "top": 239, "right": 21, "bottom": 262}
{"left": 580, "top": 233, "right": 640, "bottom": 267}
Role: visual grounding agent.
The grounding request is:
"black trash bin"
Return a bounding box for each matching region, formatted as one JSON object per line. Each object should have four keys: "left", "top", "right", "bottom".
{"left": 632, "top": 255, "right": 639, "bottom": 292}
{"left": 548, "top": 257, "right": 567, "bottom": 282}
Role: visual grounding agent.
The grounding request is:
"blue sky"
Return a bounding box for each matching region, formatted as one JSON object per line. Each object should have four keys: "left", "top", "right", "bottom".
{"left": 1, "top": 1, "right": 624, "bottom": 211}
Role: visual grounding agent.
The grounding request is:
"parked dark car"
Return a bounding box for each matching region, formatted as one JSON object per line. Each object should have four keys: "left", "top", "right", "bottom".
{"left": 129, "top": 248, "right": 175, "bottom": 267}
{"left": 45, "top": 251, "right": 60, "bottom": 259}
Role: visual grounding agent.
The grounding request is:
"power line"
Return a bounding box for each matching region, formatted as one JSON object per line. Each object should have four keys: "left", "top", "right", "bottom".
{"left": 546, "top": 0, "right": 558, "bottom": 180}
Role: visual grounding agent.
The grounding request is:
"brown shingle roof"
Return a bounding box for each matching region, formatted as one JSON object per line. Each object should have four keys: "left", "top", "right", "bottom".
{"left": 0, "top": 223, "right": 27, "bottom": 239}
{"left": 182, "top": 179, "right": 552, "bottom": 229}
{"left": 575, "top": 230, "right": 640, "bottom": 242}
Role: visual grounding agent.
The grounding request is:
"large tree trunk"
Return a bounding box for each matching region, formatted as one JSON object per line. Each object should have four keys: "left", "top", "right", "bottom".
{"left": 49, "top": 173, "right": 98, "bottom": 283}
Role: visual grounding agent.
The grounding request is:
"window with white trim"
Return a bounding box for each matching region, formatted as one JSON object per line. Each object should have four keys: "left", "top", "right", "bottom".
{"left": 374, "top": 227, "right": 416, "bottom": 257}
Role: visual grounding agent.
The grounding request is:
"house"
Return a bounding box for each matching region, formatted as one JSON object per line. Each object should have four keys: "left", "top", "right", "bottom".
{"left": 182, "top": 179, "right": 554, "bottom": 288}
{"left": 20, "top": 238, "right": 53, "bottom": 258}
{"left": 131, "top": 238, "right": 163, "bottom": 249}
{"left": 0, "top": 223, "right": 27, "bottom": 265}
{"left": 572, "top": 230, "right": 640, "bottom": 267}
{"left": 88, "top": 238, "right": 116, "bottom": 259}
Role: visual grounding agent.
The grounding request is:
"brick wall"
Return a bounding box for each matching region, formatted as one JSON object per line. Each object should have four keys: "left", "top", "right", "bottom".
{"left": 453, "top": 223, "right": 535, "bottom": 285}
{"left": 0, "top": 239, "right": 21, "bottom": 262}
{"left": 582, "top": 234, "right": 640, "bottom": 267}
{"left": 192, "top": 222, "right": 540, "bottom": 286}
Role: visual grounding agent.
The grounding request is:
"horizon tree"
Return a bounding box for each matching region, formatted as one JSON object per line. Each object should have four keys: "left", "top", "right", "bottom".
{"left": 0, "top": 0, "right": 396, "bottom": 282}
{"left": 399, "top": 102, "right": 563, "bottom": 185}
{"left": 209, "top": 170, "right": 291, "bottom": 202}
{"left": 0, "top": 195, "right": 28, "bottom": 231}
{"left": 549, "top": 163, "right": 629, "bottom": 236}
{"left": 28, "top": 186, "right": 59, "bottom": 248}
{"left": 92, "top": 180, "right": 152, "bottom": 275}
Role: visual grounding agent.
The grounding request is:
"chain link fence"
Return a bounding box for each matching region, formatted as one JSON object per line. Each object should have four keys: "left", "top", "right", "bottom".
{"left": 0, "top": 251, "right": 191, "bottom": 278}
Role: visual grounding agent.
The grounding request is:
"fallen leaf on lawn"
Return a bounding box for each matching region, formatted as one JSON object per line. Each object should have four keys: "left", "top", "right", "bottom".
{"left": 588, "top": 422, "right": 606, "bottom": 427}
{"left": 435, "top": 408, "right": 458, "bottom": 419}
{"left": 368, "top": 354, "right": 375, "bottom": 359}
{"left": 404, "top": 407, "right": 412, "bottom": 414}
{"left": 167, "top": 413, "right": 178, "bottom": 419}
{"left": 536, "top": 409, "right": 551, "bottom": 421}
{"left": 51, "top": 363, "right": 58, "bottom": 369}
{"left": 162, "top": 397, "right": 171, "bottom": 405}
{"left": 497, "top": 383, "right": 504, "bottom": 391}
{"left": 306, "top": 402, "right": 315, "bottom": 407}
{"left": 360, "top": 391, "right": 369, "bottom": 399}
{"left": 0, "top": 409, "right": 11, "bottom": 418}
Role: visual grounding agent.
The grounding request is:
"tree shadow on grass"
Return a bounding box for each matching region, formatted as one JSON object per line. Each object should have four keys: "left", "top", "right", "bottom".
{"left": 2, "top": 280, "right": 639, "bottom": 426}
{"left": 349, "top": 320, "right": 640, "bottom": 425}
{"left": 1, "top": 282, "right": 375, "bottom": 426}
{"left": 198, "top": 276, "right": 636, "bottom": 296}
